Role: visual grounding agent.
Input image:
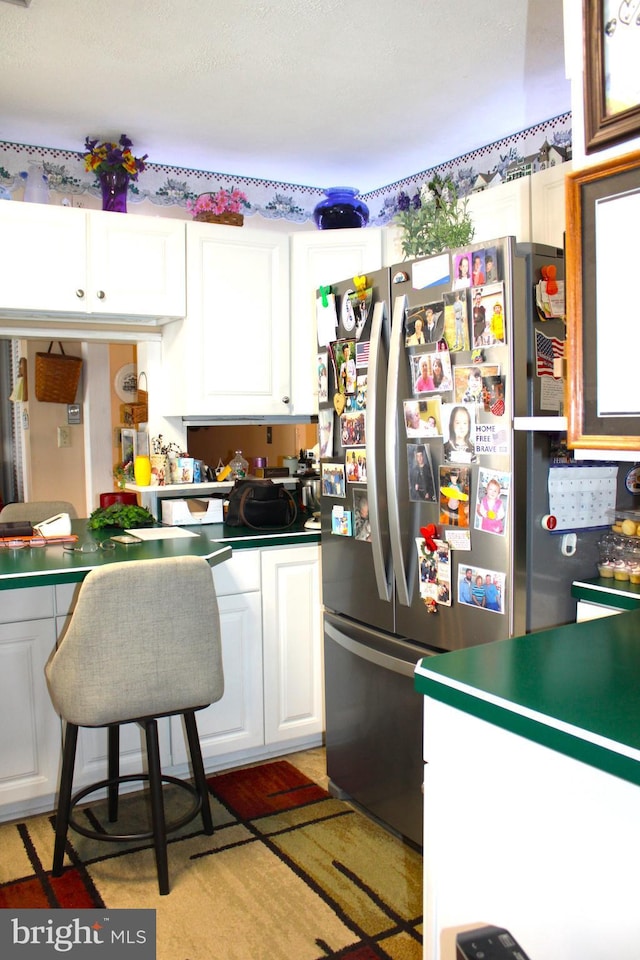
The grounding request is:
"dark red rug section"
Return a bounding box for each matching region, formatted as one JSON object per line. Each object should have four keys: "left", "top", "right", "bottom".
{"left": 207, "top": 759, "right": 328, "bottom": 819}
{"left": 0, "top": 867, "right": 101, "bottom": 909}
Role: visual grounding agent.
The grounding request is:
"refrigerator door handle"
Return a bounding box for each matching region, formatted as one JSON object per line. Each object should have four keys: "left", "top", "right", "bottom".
{"left": 325, "top": 619, "right": 421, "bottom": 678}
{"left": 368, "top": 298, "right": 392, "bottom": 602}
{"left": 386, "top": 294, "right": 411, "bottom": 606}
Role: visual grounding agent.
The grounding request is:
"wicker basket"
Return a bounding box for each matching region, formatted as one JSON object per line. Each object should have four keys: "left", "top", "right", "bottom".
{"left": 35, "top": 342, "right": 83, "bottom": 404}
{"left": 120, "top": 371, "right": 148, "bottom": 427}
{"left": 194, "top": 211, "right": 244, "bottom": 227}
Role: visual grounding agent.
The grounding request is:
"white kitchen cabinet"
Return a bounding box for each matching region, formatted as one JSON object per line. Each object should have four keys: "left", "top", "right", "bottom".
{"left": 170, "top": 551, "right": 264, "bottom": 765}
{"left": 262, "top": 544, "right": 323, "bottom": 744}
{"left": 0, "top": 202, "right": 186, "bottom": 321}
{"left": 289, "top": 228, "right": 384, "bottom": 415}
{"left": 170, "top": 543, "right": 323, "bottom": 771}
{"left": 466, "top": 176, "right": 532, "bottom": 244}
{"left": 530, "top": 161, "right": 571, "bottom": 249}
{"left": 0, "top": 588, "right": 60, "bottom": 819}
{"left": 161, "top": 222, "right": 290, "bottom": 417}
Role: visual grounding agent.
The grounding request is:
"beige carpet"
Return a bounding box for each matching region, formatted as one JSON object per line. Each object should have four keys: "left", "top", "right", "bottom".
{"left": 0, "top": 750, "right": 423, "bottom": 960}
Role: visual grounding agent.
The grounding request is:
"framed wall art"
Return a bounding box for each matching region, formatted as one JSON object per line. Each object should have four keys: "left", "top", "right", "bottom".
{"left": 565, "top": 150, "right": 640, "bottom": 449}
{"left": 583, "top": 0, "right": 640, "bottom": 152}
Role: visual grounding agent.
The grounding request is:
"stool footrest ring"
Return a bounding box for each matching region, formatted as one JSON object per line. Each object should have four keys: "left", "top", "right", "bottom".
{"left": 66, "top": 773, "right": 203, "bottom": 843}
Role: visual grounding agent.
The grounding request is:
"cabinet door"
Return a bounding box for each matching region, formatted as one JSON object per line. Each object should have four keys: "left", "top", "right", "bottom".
{"left": 0, "top": 203, "right": 87, "bottom": 313}
{"left": 165, "top": 222, "right": 290, "bottom": 416}
{"left": 466, "top": 178, "right": 532, "bottom": 243}
{"left": 290, "top": 229, "right": 383, "bottom": 415}
{"left": 530, "top": 162, "right": 571, "bottom": 249}
{"left": 0, "top": 618, "right": 61, "bottom": 811}
{"left": 88, "top": 210, "right": 186, "bottom": 318}
{"left": 170, "top": 590, "right": 264, "bottom": 764}
{"left": 261, "top": 544, "right": 323, "bottom": 745}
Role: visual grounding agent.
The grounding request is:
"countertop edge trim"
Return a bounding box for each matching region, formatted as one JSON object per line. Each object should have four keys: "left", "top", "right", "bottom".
{"left": 415, "top": 671, "right": 640, "bottom": 787}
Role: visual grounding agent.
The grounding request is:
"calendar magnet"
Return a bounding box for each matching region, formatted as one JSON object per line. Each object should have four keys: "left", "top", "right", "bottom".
{"left": 541, "top": 514, "right": 557, "bottom": 530}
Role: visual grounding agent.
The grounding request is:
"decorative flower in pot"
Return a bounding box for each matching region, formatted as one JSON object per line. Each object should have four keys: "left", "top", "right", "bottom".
{"left": 394, "top": 174, "right": 474, "bottom": 259}
{"left": 84, "top": 134, "right": 148, "bottom": 213}
{"left": 187, "top": 188, "right": 248, "bottom": 226}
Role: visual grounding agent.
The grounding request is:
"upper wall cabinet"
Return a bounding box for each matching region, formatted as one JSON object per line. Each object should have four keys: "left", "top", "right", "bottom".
{"left": 0, "top": 203, "right": 186, "bottom": 322}
{"left": 290, "top": 228, "right": 384, "bottom": 416}
{"left": 161, "top": 222, "right": 291, "bottom": 417}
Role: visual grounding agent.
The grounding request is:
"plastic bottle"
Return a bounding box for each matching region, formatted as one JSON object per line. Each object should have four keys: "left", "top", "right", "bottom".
{"left": 228, "top": 450, "right": 249, "bottom": 479}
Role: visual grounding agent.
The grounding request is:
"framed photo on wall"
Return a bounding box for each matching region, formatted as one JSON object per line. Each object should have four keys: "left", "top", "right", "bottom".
{"left": 565, "top": 150, "right": 640, "bottom": 449}
{"left": 583, "top": 0, "right": 640, "bottom": 152}
{"left": 121, "top": 428, "right": 137, "bottom": 468}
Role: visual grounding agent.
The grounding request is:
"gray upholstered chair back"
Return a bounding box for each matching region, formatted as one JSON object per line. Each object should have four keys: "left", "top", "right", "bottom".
{"left": 0, "top": 500, "right": 78, "bottom": 523}
{"left": 46, "top": 556, "right": 224, "bottom": 727}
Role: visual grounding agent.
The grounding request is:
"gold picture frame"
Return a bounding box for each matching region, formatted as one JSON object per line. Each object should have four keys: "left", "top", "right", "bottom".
{"left": 584, "top": 0, "right": 640, "bottom": 152}
{"left": 566, "top": 150, "right": 640, "bottom": 449}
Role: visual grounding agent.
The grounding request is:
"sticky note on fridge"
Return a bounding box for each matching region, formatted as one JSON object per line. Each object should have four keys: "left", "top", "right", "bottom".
{"left": 316, "top": 293, "right": 338, "bottom": 347}
{"left": 411, "top": 253, "right": 450, "bottom": 290}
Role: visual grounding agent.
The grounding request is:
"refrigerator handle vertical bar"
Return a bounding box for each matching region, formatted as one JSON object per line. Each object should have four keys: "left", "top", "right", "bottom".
{"left": 367, "top": 299, "right": 392, "bottom": 601}
{"left": 387, "top": 294, "right": 411, "bottom": 606}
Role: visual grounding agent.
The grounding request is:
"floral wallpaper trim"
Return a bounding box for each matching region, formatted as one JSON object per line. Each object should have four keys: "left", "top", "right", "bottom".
{"left": 0, "top": 112, "right": 571, "bottom": 227}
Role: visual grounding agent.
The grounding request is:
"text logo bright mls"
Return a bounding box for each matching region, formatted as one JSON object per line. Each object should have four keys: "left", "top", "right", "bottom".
{"left": 0, "top": 910, "right": 156, "bottom": 958}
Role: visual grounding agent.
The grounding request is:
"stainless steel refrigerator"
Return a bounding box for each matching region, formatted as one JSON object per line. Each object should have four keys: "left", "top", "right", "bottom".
{"left": 320, "top": 236, "right": 625, "bottom": 848}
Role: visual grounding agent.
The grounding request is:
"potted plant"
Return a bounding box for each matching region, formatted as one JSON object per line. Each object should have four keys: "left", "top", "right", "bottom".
{"left": 186, "top": 188, "right": 249, "bottom": 226}
{"left": 394, "top": 174, "right": 474, "bottom": 260}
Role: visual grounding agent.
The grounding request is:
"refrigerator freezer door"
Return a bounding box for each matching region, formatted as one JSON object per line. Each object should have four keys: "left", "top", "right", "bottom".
{"left": 324, "top": 611, "right": 425, "bottom": 847}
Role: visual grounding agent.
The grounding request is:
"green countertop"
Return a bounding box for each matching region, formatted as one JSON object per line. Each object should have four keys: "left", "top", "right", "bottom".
{"left": 0, "top": 518, "right": 319, "bottom": 590}
{"left": 415, "top": 610, "right": 640, "bottom": 786}
{"left": 0, "top": 519, "right": 232, "bottom": 590}
{"left": 571, "top": 576, "right": 640, "bottom": 611}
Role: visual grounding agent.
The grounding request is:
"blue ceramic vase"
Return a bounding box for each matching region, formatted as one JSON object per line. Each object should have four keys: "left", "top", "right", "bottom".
{"left": 313, "top": 187, "right": 369, "bottom": 230}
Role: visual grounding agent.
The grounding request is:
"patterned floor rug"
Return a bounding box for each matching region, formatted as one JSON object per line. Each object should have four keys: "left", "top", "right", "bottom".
{"left": 0, "top": 759, "right": 423, "bottom": 960}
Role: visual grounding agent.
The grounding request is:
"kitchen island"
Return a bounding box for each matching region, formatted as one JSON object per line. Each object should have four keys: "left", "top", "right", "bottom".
{"left": 414, "top": 610, "right": 640, "bottom": 960}
{"left": 1, "top": 517, "right": 321, "bottom": 823}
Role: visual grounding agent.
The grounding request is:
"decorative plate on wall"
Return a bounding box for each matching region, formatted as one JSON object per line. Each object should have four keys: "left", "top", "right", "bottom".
{"left": 114, "top": 363, "right": 137, "bottom": 402}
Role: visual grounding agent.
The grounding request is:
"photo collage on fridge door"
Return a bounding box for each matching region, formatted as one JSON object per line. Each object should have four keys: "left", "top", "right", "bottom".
{"left": 404, "top": 243, "right": 510, "bottom": 614}
{"left": 316, "top": 278, "right": 371, "bottom": 543}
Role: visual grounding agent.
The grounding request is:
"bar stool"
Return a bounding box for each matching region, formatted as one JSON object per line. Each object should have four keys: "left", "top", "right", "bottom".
{"left": 45, "top": 555, "right": 224, "bottom": 895}
{"left": 0, "top": 500, "right": 78, "bottom": 523}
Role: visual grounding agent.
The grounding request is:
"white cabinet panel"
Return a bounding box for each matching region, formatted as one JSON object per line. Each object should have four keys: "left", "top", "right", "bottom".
{"left": 289, "top": 229, "right": 383, "bottom": 415}
{"left": 0, "top": 203, "right": 185, "bottom": 321}
{"left": 0, "top": 618, "right": 60, "bottom": 810}
{"left": 262, "top": 544, "right": 323, "bottom": 744}
{"left": 466, "top": 178, "right": 531, "bottom": 243}
{"left": 163, "top": 223, "right": 290, "bottom": 416}
{"left": 170, "top": 590, "right": 263, "bottom": 763}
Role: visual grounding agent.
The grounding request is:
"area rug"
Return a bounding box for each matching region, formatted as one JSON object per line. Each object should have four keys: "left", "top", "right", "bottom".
{"left": 0, "top": 759, "right": 423, "bottom": 960}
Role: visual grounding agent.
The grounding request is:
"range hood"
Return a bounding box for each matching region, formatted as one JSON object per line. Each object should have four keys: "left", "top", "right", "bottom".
{"left": 183, "top": 415, "right": 317, "bottom": 427}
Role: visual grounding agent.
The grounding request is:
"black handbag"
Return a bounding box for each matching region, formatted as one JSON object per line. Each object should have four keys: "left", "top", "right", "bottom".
{"left": 225, "top": 478, "right": 298, "bottom": 529}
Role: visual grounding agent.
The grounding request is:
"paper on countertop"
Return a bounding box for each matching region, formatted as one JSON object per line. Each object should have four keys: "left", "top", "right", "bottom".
{"left": 125, "top": 526, "right": 199, "bottom": 540}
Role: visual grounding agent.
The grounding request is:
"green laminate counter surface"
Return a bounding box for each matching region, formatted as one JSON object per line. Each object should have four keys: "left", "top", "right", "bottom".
{"left": 0, "top": 518, "right": 319, "bottom": 589}
{"left": 415, "top": 609, "right": 640, "bottom": 786}
{"left": 571, "top": 576, "right": 640, "bottom": 611}
{"left": 0, "top": 519, "right": 232, "bottom": 590}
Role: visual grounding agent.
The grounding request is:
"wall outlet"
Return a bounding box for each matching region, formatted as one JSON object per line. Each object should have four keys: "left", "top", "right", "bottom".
{"left": 57, "top": 426, "right": 71, "bottom": 448}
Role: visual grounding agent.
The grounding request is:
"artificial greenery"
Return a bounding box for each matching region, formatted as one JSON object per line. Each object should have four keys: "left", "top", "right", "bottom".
{"left": 394, "top": 174, "right": 474, "bottom": 259}
{"left": 88, "top": 503, "right": 155, "bottom": 530}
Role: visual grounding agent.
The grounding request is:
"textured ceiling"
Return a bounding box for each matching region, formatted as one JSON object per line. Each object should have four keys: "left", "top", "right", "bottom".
{"left": 0, "top": 0, "right": 570, "bottom": 191}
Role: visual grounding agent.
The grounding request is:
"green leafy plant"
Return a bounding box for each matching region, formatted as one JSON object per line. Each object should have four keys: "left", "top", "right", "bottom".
{"left": 88, "top": 503, "right": 155, "bottom": 530}
{"left": 394, "top": 174, "right": 474, "bottom": 259}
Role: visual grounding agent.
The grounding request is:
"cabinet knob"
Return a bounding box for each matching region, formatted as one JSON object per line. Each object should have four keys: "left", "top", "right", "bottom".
{"left": 96, "top": 290, "right": 106, "bottom": 300}
{"left": 281, "top": 396, "right": 290, "bottom": 404}
{"left": 75, "top": 289, "right": 85, "bottom": 299}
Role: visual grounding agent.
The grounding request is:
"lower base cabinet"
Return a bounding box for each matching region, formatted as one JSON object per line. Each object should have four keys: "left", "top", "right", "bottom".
{"left": 170, "top": 543, "right": 323, "bottom": 771}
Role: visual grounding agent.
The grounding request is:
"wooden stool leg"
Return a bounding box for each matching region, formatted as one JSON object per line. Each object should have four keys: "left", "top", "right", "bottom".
{"left": 184, "top": 711, "right": 213, "bottom": 835}
{"left": 107, "top": 725, "right": 120, "bottom": 822}
{"left": 143, "top": 719, "right": 169, "bottom": 896}
{"left": 53, "top": 722, "right": 79, "bottom": 876}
